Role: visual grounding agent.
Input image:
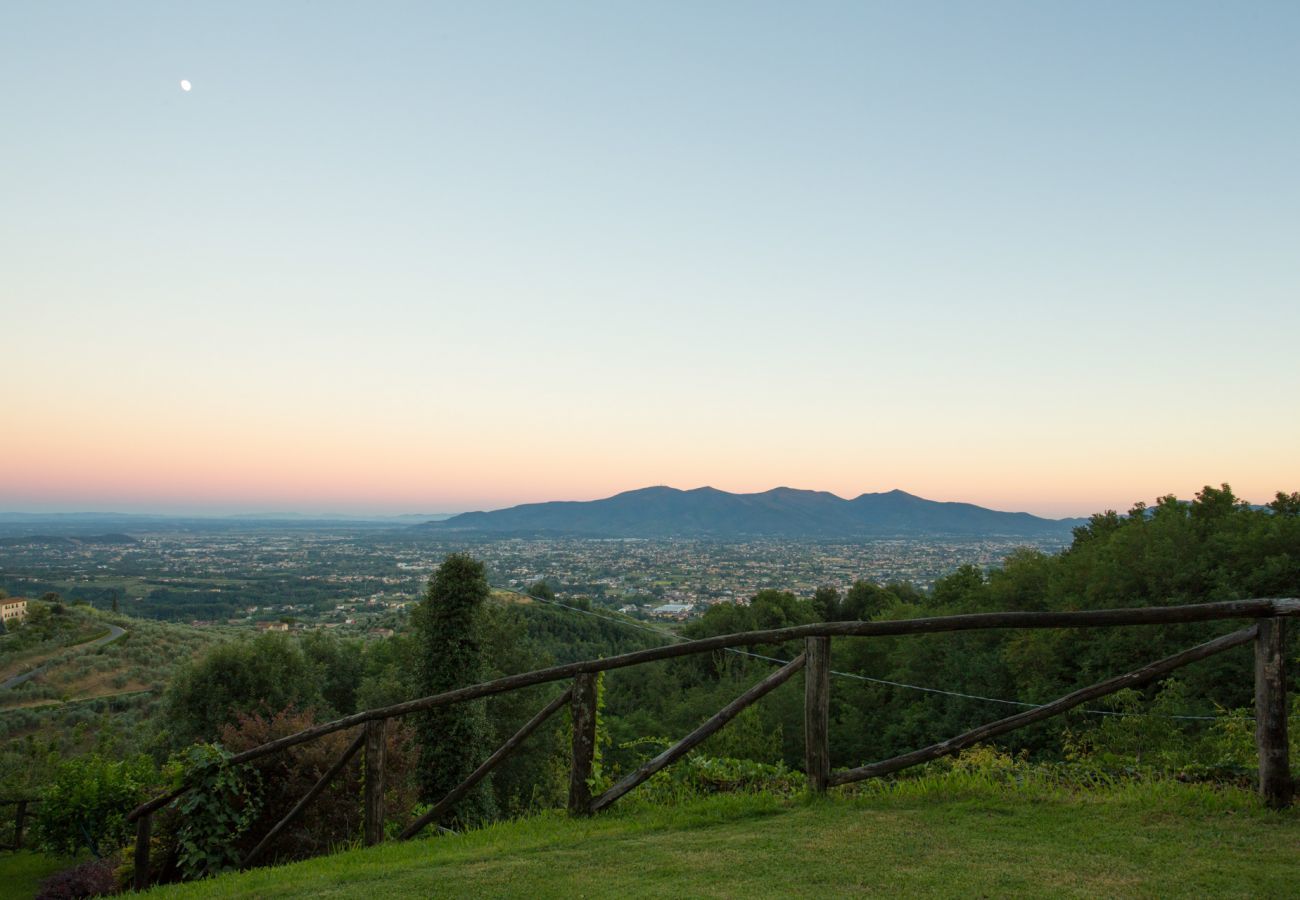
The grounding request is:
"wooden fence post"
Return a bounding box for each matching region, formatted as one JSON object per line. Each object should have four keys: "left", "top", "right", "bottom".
{"left": 805, "top": 637, "right": 831, "bottom": 793}
{"left": 569, "top": 673, "right": 598, "bottom": 816}
{"left": 133, "top": 813, "right": 151, "bottom": 891}
{"left": 13, "top": 800, "right": 27, "bottom": 851}
{"left": 1255, "top": 618, "right": 1293, "bottom": 809}
{"left": 364, "top": 719, "right": 387, "bottom": 845}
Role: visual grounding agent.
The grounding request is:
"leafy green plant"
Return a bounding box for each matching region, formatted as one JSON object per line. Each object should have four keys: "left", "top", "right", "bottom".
{"left": 626, "top": 750, "right": 805, "bottom": 806}
{"left": 170, "top": 744, "right": 262, "bottom": 880}
{"left": 939, "top": 744, "right": 1031, "bottom": 782}
{"left": 34, "top": 753, "right": 154, "bottom": 856}
{"left": 1059, "top": 681, "right": 1222, "bottom": 775}
{"left": 587, "top": 671, "right": 612, "bottom": 796}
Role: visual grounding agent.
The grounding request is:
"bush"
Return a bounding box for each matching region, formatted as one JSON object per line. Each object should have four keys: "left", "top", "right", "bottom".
{"left": 35, "top": 754, "right": 155, "bottom": 856}
{"left": 35, "top": 858, "right": 116, "bottom": 900}
{"left": 680, "top": 756, "right": 804, "bottom": 795}
{"left": 627, "top": 749, "right": 806, "bottom": 806}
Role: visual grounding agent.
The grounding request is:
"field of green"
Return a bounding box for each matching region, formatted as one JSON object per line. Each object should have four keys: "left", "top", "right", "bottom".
{"left": 0, "top": 851, "right": 76, "bottom": 900}
{"left": 149, "top": 776, "right": 1300, "bottom": 899}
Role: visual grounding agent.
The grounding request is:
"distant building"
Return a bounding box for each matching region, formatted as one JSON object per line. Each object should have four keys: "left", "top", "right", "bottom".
{"left": 1, "top": 598, "right": 27, "bottom": 626}
{"left": 256, "top": 621, "right": 290, "bottom": 632}
{"left": 651, "top": 602, "right": 694, "bottom": 619}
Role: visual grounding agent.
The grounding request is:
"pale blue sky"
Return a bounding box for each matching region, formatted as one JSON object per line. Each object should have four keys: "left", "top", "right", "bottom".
{"left": 2, "top": 2, "right": 1298, "bottom": 516}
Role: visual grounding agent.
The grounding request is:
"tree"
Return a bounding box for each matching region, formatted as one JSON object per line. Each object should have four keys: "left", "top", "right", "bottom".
{"left": 413, "top": 554, "right": 497, "bottom": 824}
{"left": 1270, "top": 491, "right": 1300, "bottom": 517}
{"left": 300, "top": 631, "right": 365, "bottom": 717}
{"left": 841, "top": 581, "right": 891, "bottom": 620}
{"left": 527, "top": 579, "right": 556, "bottom": 601}
{"left": 162, "top": 634, "right": 323, "bottom": 748}
{"left": 812, "top": 586, "right": 840, "bottom": 621}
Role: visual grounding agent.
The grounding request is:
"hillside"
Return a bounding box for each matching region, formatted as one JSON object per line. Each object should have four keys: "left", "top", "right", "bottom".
{"left": 148, "top": 778, "right": 1299, "bottom": 899}
{"left": 0, "top": 604, "right": 236, "bottom": 794}
{"left": 428, "top": 486, "right": 1082, "bottom": 538}
{"left": 0, "top": 605, "right": 231, "bottom": 709}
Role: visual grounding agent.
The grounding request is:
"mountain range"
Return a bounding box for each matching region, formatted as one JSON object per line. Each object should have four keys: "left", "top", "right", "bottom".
{"left": 426, "top": 487, "right": 1085, "bottom": 539}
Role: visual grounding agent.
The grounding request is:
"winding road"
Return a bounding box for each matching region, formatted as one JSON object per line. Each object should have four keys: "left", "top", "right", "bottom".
{"left": 0, "top": 624, "right": 127, "bottom": 690}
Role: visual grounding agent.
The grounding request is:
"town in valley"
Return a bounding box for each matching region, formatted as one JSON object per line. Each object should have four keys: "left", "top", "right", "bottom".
{"left": 0, "top": 522, "right": 1070, "bottom": 633}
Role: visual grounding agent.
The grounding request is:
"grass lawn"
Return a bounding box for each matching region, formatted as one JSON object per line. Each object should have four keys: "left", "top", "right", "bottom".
{"left": 149, "top": 778, "right": 1300, "bottom": 899}
{"left": 0, "top": 851, "right": 79, "bottom": 900}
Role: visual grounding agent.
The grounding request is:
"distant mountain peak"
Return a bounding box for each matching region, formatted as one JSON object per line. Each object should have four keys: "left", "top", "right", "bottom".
{"left": 426, "top": 486, "right": 1081, "bottom": 539}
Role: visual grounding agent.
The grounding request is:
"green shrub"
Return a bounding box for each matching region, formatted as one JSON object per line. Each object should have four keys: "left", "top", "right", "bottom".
{"left": 35, "top": 754, "right": 155, "bottom": 855}
{"left": 169, "top": 743, "right": 263, "bottom": 880}
{"left": 626, "top": 748, "right": 806, "bottom": 806}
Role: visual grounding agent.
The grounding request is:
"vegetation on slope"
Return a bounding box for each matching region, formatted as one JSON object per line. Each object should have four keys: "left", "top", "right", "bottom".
{"left": 0, "top": 602, "right": 235, "bottom": 797}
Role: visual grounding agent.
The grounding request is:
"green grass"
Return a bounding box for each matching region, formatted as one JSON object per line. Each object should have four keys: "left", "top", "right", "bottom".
{"left": 0, "top": 851, "right": 78, "bottom": 900}
{"left": 149, "top": 777, "right": 1300, "bottom": 899}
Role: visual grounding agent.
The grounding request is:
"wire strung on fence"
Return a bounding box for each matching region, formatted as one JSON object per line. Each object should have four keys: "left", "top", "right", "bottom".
{"left": 515, "top": 589, "right": 1252, "bottom": 722}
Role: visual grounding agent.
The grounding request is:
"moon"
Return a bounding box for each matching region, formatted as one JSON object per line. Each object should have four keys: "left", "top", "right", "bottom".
{"left": 180, "top": 79, "right": 192, "bottom": 92}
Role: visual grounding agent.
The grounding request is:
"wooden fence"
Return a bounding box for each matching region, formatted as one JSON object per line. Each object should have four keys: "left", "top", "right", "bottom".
{"left": 125, "top": 597, "right": 1298, "bottom": 890}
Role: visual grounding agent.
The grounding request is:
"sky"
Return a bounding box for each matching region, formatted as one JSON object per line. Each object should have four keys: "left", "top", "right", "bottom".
{"left": 2, "top": 1, "right": 1297, "bottom": 518}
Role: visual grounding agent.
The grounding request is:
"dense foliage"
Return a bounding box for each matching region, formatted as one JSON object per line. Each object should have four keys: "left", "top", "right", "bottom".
{"left": 33, "top": 754, "right": 154, "bottom": 856}
{"left": 655, "top": 485, "right": 1300, "bottom": 774}
{"left": 170, "top": 744, "right": 262, "bottom": 880}
{"left": 162, "top": 635, "right": 326, "bottom": 750}
{"left": 411, "top": 554, "right": 498, "bottom": 824}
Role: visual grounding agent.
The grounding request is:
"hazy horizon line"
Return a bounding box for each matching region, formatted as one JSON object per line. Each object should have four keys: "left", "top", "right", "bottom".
{"left": 1, "top": 481, "right": 1263, "bottom": 522}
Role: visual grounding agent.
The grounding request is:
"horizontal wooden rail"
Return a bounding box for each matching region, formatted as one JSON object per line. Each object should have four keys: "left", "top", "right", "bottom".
{"left": 129, "top": 598, "right": 1300, "bottom": 821}
{"left": 400, "top": 687, "right": 573, "bottom": 840}
{"left": 829, "top": 625, "right": 1257, "bottom": 786}
{"left": 592, "top": 653, "right": 807, "bottom": 813}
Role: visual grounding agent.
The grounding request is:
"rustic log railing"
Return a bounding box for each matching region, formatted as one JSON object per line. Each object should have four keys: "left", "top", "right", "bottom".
{"left": 124, "top": 597, "right": 1299, "bottom": 888}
